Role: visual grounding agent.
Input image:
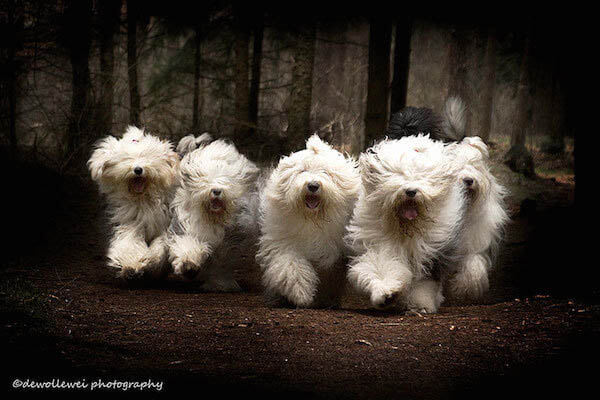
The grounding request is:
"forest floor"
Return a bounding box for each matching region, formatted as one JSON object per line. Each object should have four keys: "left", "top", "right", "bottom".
{"left": 2, "top": 141, "right": 595, "bottom": 399}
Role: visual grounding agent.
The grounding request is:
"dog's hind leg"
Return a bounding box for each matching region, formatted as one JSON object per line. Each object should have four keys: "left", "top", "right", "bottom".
{"left": 447, "top": 253, "right": 489, "bottom": 300}
{"left": 140, "top": 234, "right": 170, "bottom": 280}
{"left": 404, "top": 278, "right": 444, "bottom": 314}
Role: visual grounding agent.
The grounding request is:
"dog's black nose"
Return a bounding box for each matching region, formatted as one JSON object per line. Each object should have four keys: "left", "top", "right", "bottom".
{"left": 134, "top": 167, "right": 143, "bottom": 175}
{"left": 405, "top": 189, "right": 417, "bottom": 198}
{"left": 307, "top": 182, "right": 320, "bottom": 193}
{"left": 211, "top": 189, "right": 222, "bottom": 197}
{"left": 463, "top": 178, "right": 474, "bottom": 187}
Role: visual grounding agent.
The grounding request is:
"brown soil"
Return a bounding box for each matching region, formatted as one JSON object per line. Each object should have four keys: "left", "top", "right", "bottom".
{"left": 1, "top": 168, "right": 595, "bottom": 399}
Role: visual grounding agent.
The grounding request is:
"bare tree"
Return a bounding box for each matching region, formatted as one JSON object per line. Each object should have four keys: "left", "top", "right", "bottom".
{"left": 287, "top": 22, "right": 316, "bottom": 152}
{"left": 390, "top": 17, "right": 412, "bottom": 113}
{"left": 127, "top": 0, "right": 141, "bottom": 126}
{"left": 233, "top": 12, "right": 250, "bottom": 141}
{"left": 477, "top": 28, "right": 497, "bottom": 142}
{"left": 447, "top": 26, "right": 471, "bottom": 133}
{"left": 98, "top": 0, "right": 121, "bottom": 136}
{"left": 504, "top": 34, "right": 534, "bottom": 177}
{"left": 65, "top": 0, "right": 93, "bottom": 160}
{"left": 365, "top": 17, "right": 392, "bottom": 148}
{"left": 192, "top": 25, "right": 202, "bottom": 130}
{"left": 2, "top": 0, "right": 22, "bottom": 154}
{"left": 543, "top": 56, "right": 566, "bottom": 154}
{"left": 249, "top": 13, "right": 264, "bottom": 137}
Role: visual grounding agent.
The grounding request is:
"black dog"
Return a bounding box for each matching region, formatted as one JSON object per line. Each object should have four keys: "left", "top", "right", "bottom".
{"left": 385, "top": 97, "right": 466, "bottom": 142}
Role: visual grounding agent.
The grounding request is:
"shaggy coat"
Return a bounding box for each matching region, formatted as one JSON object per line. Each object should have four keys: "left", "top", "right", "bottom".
{"left": 168, "top": 138, "right": 259, "bottom": 291}
{"left": 444, "top": 137, "right": 509, "bottom": 299}
{"left": 346, "top": 135, "right": 465, "bottom": 313}
{"left": 257, "top": 135, "right": 361, "bottom": 308}
{"left": 88, "top": 126, "right": 179, "bottom": 279}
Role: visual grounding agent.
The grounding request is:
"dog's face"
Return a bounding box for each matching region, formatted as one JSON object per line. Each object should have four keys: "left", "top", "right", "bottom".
{"left": 452, "top": 137, "right": 491, "bottom": 203}
{"left": 360, "top": 135, "right": 455, "bottom": 229}
{"left": 179, "top": 140, "right": 258, "bottom": 219}
{"left": 267, "top": 135, "right": 360, "bottom": 219}
{"left": 88, "top": 126, "right": 179, "bottom": 198}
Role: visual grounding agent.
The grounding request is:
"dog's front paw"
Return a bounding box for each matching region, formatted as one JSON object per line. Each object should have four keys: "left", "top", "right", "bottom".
{"left": 370, "top": 281, "right": 405, "bottom": 309}
{"left": 286, "top": 285, "right": 315, "bottom": 308}
{"left": 117, "top": 266, "right": 144, "bottom": 280}
{"left": 171, "top": 256, "right": 200, "bottom": 279}
{"left": 371, "top": 290, "right": 399, "bottom": 309}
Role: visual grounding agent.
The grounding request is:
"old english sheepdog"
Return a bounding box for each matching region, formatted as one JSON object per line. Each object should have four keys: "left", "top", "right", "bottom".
{"left": 256, "top": 135, "right": 361, "bottom": 308}
{"left": 444, "top": 136, "right": 508, "bottom": 300}
{"left": 168, "top": 136, "right": 259, "bottom": 291}
{"left": 88, "top": 126, "right": 180, "bottom": 279}
{"left": 345, "top": 134, "right": 465, "bottom": 313}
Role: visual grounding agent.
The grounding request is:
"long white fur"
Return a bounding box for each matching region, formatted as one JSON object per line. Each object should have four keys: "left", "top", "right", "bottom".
{"left": 346, "top": 134, "right": 465, "bottom": 313}
{"left": 88, "top": 126, "right": 179, "bottom": 279}
{"left": 444, "top": 136, "right": 509, "bottom": 299}
{"left": 168, "top": 138, "right": 259, "bottom": 291}
{"left": 256, "top": 135, "right": 361, "bottom": 308}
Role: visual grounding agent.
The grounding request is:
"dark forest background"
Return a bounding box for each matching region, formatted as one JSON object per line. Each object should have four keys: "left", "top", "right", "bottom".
{"left": 0, "top": 1, "right": 579, "bottom": 175}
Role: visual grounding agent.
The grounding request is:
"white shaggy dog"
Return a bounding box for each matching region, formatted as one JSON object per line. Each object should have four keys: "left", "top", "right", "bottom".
{"left": 257, "top": 135, "right": 361, "bottom": 308}
{"left": 346, "top": 135, "right": 465, "bottom": 313}
{"left": 168, "top": 137, "right": 259, "bottom": 291}
{"left": 88, "top": 126, "right": 179, "bottom": 279}
{"left": 444, "top": 136, "right": 508, "bottom": 300}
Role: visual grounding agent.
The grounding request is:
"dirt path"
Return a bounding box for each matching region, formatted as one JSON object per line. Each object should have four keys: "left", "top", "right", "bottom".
{"left": 2, "top": 174, "right": 596, "bottom": 399}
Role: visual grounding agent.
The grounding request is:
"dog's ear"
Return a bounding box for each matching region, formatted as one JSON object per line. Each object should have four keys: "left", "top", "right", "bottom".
{"left": 462, "top": 136, "right": 489, "bottom": 158}
{"left": 306, "top": 134, "right": 333, "bottom": 154}
{"left": 166, "top": 150, "right": 180, "bottom": 175}
{"left": 359, "top": 151, "right": 383, "bottom": 192}
{"left": 87, "top": 136, "right": 118, "bottom": 181}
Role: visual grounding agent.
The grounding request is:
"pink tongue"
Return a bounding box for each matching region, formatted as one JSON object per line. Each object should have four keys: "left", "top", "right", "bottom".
{"left": 306, "top": 196, "right": 319, "bottom": 209}
{"left": 402, "top": 208, "right": 418, "bottom": 220}
{"left": 133, "top": 180, "right": 144, "bottom": 193}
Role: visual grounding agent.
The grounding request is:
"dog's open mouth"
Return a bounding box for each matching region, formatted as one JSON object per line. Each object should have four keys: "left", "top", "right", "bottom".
{"left": 305, "top": 194, "right": 320, "bottom": 209}
{"left": 129, "top": 177, "right": 147, "bottom": 194}
{"left": 210, "top": 197, "right": 225, "bottom": 212}
{"left": 398, "top": 200, "right": 419, "bottom": 220}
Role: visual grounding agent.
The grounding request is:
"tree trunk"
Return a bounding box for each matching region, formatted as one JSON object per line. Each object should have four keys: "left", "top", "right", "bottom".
{"left": 447, "top": 26, "right": 471, "bottom": 133}
{"left": 477, "top": 29, "right": 497, "bottom": 142}
{"left": 98, "top": 0, "right": 121, "bottom": 136}
{"left": 5, "top": 0, "right": 20, "bottom": 154}
{"left": 365, "top": 18, "right": 392, "bottom": 148}
{"left": 233, "top": 22, "right": 250, "bottom": 141}
{"left": 249, "top": 16, "right": 264, "bottom": 137}
{"left": 504, "top": 35, "right": 535, "bottom": 177}
{"left": 127, "top": 0, "right": 141, "bottom": 126}
{"left": 287, "top": 22, "right": 316, "bottom": 153}
{"left": 390, "top": 17, "right": 412, "bottom": 114}
{"left": 192, "top": 26, "right": 202, "bottom": 130}
{"left": 543, "top": 57, "right": 566, "bottom": 155}
{"left": 65, "top": 0, "right": 93, "bottom": 159}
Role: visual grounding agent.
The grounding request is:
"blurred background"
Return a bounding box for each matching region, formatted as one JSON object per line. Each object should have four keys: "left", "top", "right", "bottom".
{"left": 1, "top": 1, "right": 576, "bottom": 168}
